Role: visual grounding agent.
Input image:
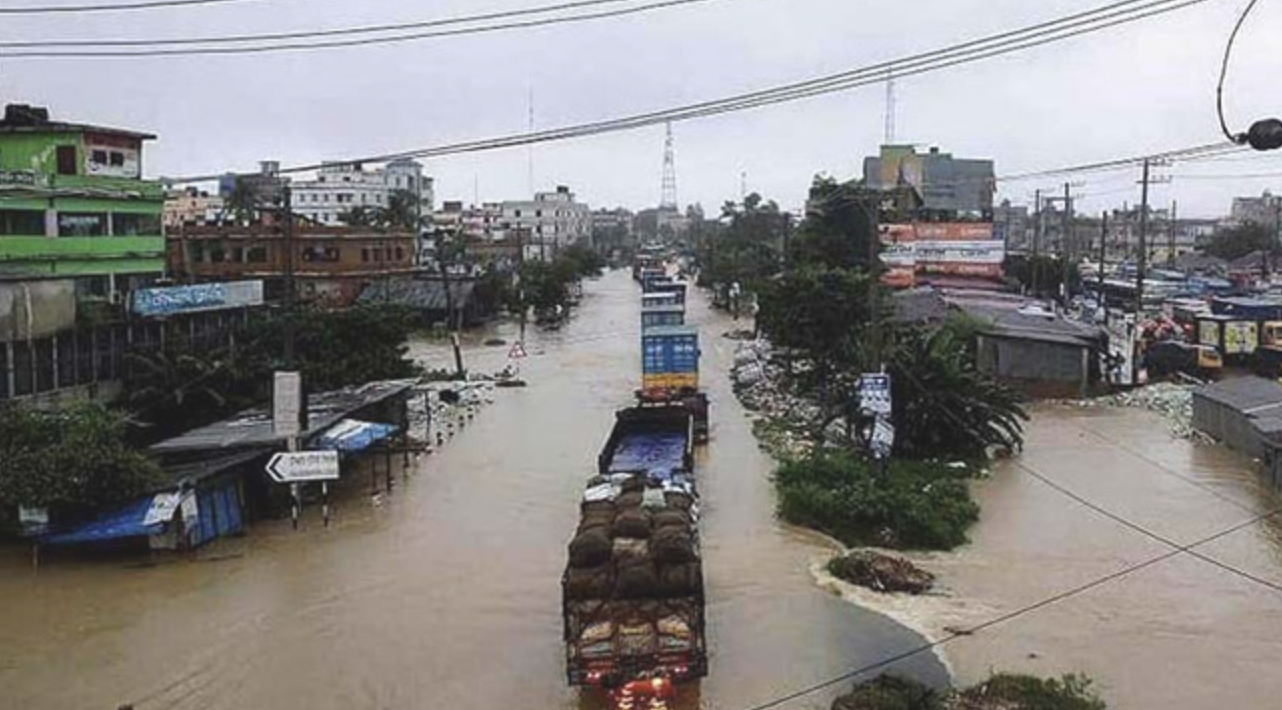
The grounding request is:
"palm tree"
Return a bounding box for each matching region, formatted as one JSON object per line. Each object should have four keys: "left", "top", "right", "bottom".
{"left": 385, "top": 189, "right": 420, "bottom": 230}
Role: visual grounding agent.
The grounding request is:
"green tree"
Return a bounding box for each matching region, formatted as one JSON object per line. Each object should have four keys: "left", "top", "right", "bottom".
{"left": 697, "top": 192, "right": 787, "bottom": 290}
{"left": 1003, "top": 254, "right": 1080, "bottom": 299}
{"left": 0, "top": 402, "right": 165, "bottom": 513}
{"left": 121, "top": 348, "right": 234, "bottom": 440}
{"left": 385, "top": 189, "right": 421, "bottom": 230}
{"left": 1204, "top": 222, "right": 1275, "bottom": 261}
{"left": 886, "top": 318, "right": 1027, "bottom": 459}
{"left": 225, "top": 177, "right": 259, "bottom": 225}
{"left": 790, "top": 176, "right": 878, "bottom": 271}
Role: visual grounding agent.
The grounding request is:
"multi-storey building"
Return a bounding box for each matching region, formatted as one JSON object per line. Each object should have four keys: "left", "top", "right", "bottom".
{"left": 501, "top": 186, "right": 591, "bottom": 258}
{"left": 169, "top": 223, "right": 416, "bottom": 306}
{"left": 1231, "top": 190, "right": 1281, "bottom": 226}
{"left": 864, "top": 144, "right": 995, "bottom": 217}
{"left": 289, "top": 160, "right": 434, "bottom": 227}
{"left": 164, "top": 187, "right": 225, "bottom": 229}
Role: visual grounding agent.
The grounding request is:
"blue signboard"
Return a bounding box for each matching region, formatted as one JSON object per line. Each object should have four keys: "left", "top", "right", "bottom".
{"left": 132, "top": 281, "right": 263, "bottom": 317}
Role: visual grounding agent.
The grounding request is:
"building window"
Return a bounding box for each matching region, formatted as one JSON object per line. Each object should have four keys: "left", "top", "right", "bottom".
{"left": 111, "top": 213, "right": 162, "bottom": 236}
{"left": 58, "top": 213, "right": 106, "bottom": 237}
{"left": 12, "top": 342, "right": 33, "bottom": 396}
{"left": 209, "top": 244, "right": 225, "bottom": 263}
{"left": 91, "top": 149, "right": 109, "bottom": 166}
{"left": 188, "top": 242, "right": 205, "bottom": 263}
{"left": 361, "top": 248, "right": 370, "bottom": 262}
{"left": 34, "top": 338, "right": 54, "bottom": 393}
{"left": 0, "top": 209, "right": 45, "bottom": 236}
{"left": 395, "top": 247, "right": 404, "bottom": 261}
{"left": 56, "top": 145, "right": 77, "bottom": 176}
{"left": 247, "top": 246, "right": 268, "bottom": 263}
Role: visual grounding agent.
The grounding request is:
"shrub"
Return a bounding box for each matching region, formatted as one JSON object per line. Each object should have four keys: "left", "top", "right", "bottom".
{"left": 958, "top": 673, "right": 1105, "bottom": 710}
{"left": 775, "top": 452, "right": 979, "bottom": 550}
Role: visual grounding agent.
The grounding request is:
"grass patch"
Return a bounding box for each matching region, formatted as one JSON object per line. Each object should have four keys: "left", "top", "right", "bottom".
{"left": 775, "top": 451, "right": 979, "bottom": 551}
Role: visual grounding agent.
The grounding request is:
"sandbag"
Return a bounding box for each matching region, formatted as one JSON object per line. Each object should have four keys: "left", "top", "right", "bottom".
{"left": 566, "top": 565, "right": 614, "bottom": 601}
{"left": 612, "top": 537, "right": 649, "bottom": 563}
{"left": 616, "top": 621, "right": 657, "bottom": 656}
{"left": 657, "top": 563, "right": 702, "bottom": 596}
{"left": 580, "top": 509, "right": 615, "bottom": 530}
{"left": 619, "top": 476, "right": 647, "bottom": 493}
{"left": 581, "top": 499, "right": 617, "bottom": 518}
{"left": 651, "top": 527, "right": 697, "bottom": 564}
{"left": 615, "top": 561, "right": 660, "bottom": 599}
{"left": 664, "top": 490, "right": 694, "bottom": 511}
{"left": 642, "top": 488, "right": 667, "bottom": 509}
{"left": 616, "top": 490, "right": 644, "bottom": 509}
{"left": 569, "top": 528, "right": 613, "bottom": 568}
{"left": 612, "top": 508, "right": 652, "bottom": 539}
{"left": 652, "top": 509, "right": 692, "bottom": 530}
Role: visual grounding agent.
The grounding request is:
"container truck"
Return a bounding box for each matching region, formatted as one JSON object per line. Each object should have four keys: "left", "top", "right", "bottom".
{"left": 562, "top": 406, "right": 708, "bottom": 692}
{"left": 638, "top": 325, "right": 707, "bottom": 442}
{"left": 642, "top": 304, "right": 686, "bottom": 330}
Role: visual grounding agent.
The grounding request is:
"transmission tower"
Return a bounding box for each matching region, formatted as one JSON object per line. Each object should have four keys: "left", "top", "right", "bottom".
{"left": 660, "top": 122, "right": 679, "bottom": 210}
{"left": 884, "top": 73, "right": 896, "bottom": 145}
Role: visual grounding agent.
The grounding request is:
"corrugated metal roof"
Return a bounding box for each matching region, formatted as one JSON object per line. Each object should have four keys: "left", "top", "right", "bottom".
{"left": 1195, "top": 376, "right": 1282, "bottom": 412}
{"left": 150, "top": 379, "right": 414, "bottom": 454}
{"left": 358, "top": 278, "right": 476, "bottom": 310}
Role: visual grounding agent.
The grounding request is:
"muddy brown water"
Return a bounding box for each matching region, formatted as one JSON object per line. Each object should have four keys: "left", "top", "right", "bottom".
{"left": 0, "top": 270, "right": 944, "bottom": 710}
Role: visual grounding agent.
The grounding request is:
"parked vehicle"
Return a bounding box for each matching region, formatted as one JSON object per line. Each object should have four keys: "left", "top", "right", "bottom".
{"left": 562, "top": 406, "right": 707, "bottom": 690}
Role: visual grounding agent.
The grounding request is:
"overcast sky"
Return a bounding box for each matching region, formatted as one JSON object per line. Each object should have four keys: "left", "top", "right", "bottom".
{"left": 2, "top": 0, "right": 1280, "bottom": 218}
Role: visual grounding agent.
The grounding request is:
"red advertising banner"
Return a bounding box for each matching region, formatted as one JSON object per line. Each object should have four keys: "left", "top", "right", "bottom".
{"left": 878, "top": 223, "right": 1004, "bottom": 286}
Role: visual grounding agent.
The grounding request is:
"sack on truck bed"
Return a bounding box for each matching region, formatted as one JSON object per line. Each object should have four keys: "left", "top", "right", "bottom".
{"left": 657, "top": 562, "right": 702, "bottom": 596}
{"left": 569, "top": 528, "right": 613, "bottom": 568}
{"left": 617, "top": 622, "right": 658, "bottom": 656}
{"left": 581, "top": 499, "right": 617, "bottom": 518}
{"left": 612, "top": 537, "right": 649, "bottom": 563}
{"left": 566, "top": 565, "right": 614, "bottom": 601}
{"left": 652, "top": 509, "right": 692, "bottom": 530}
{"left": 616, "top": 490, "right": 645, "bottom": 509}
{"left": 642, "top": 487, "right": 668, "bottom": 509}
{"left": 616, "top": 561, "right": 660, "bottom": 599}
{"left": 664, "top": 490, "right": 695, "bottom": 512}
{"left": 651, "top": 527, "right": 698, "bottom": 564}
{"left": 612, "top": 508, "right": 652, "bottom": 539}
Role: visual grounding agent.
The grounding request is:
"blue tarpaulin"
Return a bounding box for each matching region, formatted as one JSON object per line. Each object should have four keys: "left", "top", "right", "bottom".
{"left": 608, "top": 432, "right": 688, "bottom": 479}
{"left": 42, "top": 495, "right": 171, "bottom": 546}
{"left": 314, "top": 419, "right": 399, "bottom": 454}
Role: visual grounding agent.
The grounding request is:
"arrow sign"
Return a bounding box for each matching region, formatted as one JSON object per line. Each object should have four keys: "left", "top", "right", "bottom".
{"left": 266, "top": 451, "right": 340, "bottom": 484}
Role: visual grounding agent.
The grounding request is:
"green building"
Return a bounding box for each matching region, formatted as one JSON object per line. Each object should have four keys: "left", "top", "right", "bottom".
{"left": 0, "top": 103, "right": 164, "bottom": 297}
{"left": 0, "top": 104, "right": 166, "bottom": 403}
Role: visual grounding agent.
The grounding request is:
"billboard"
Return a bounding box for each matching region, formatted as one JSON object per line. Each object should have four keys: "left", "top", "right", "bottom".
{"left": 132, "top": 280, "right": 264, "bottom": 317}
{"left": 879, "top": 222, "right": 1004, "bottom": 284}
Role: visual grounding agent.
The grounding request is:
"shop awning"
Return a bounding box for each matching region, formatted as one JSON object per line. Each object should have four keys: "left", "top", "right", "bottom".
{"left": 41, "top": 492, "right": 181, "bottom": 546}
{"left": 314, "top": 419, "right": 399, "bottom": 454}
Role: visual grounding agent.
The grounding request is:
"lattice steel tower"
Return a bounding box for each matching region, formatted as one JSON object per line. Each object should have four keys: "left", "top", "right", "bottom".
{"left": 660, "top": 122, "right": 679, "bottom": 210}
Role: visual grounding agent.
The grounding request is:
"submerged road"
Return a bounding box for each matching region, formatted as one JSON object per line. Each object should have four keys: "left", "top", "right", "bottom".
{"left": 0, "top": 269, "right": 944, "bottom": 710}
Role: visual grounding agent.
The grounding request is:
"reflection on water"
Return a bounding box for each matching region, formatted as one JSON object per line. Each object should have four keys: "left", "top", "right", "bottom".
{"left": 0, "top": 270, "right": 943, "bottom": 710}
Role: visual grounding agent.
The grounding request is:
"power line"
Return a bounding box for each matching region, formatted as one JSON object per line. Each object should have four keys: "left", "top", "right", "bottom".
{"left": 0, "top": 0, "right": 725, "bottom": 50}
{"left": 997, "top": 142, "right": 1245, "bottom": 182}
{"left": 1215, "top": 0, "right": 1265, "bottom": 143}
{"left": 0, "top": 0, "right": 263, "bottom": 14}
{"left": 164, "top": 0, "right": 1214, "bottom": 182}
{"left": 736, "top": 508, "right": 1275, "bottom": 710}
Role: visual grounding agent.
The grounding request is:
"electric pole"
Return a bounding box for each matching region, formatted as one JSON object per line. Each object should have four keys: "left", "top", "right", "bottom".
{"left": 1061, "top": 182, "right": 1072, "bottom": 306}
{"left": 1098, "top": 212, "right": 1109, "bottom": 325}
{"left": 283, "top": 185, "right": 296, "bottom": 369}
{"left": 1136, "top": 158, "right": 1151, "bottom": 315}
{"left": 1032, "top": 189, "right": 1042, "bottom": 296}
{"left": 1167, "top": 200, "right": 1177, "bottom": 266}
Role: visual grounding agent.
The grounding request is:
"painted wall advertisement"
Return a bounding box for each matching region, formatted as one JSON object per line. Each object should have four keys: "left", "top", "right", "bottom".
{"left": 878, "top": 222, "right": 1005, "bottom": 286}
{"left": 83, "top": 132, "right": 141, "bottom": 179}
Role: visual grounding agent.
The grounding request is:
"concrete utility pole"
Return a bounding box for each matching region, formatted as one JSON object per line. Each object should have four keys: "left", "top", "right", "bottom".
{"left": 1032, "top": 189, "right": 1043, "bottom": 295}
{"left": 1098, "top": 212, "right": 1109, "bottom": 325}
{"left": 283, "top": 185, "right": 296, "bottom": 369}
{"left": 1061, "top": 182, "right": 1073, "bottom": 306}
{"left": 1167, "top": 201, "right": 1178, "bottom": 266}
{"left": 1136, "top": 158, "right": 1151, "bottom": 315}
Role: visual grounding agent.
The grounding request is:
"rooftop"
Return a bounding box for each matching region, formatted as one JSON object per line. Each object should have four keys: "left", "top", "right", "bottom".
{"left": 150, "top": 379, "right": 414, "bottom": 454}
{"left": 0, "top": 104, "right": 156, "bottom": 141}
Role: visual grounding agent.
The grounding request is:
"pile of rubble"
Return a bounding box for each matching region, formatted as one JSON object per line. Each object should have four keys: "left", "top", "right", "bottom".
{"left": 731, "top": 339, "right": 827, "bottom": 458}
{"left": 1101, "top": 382, "right": 1195, "bottom": 438}
{"left": 827, "top": 551, "right": 935, "bottom": 595}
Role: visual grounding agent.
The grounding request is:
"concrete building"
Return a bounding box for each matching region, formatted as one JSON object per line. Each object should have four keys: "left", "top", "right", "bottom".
{"left": 501, "top": 186, "right": 591, "bottom": 257}
{"left": 164, "top": 187, "right": 225, "bottom": 229}
{"left": 993, "top": 200, "right": 1030, "bottom": 250}
{"left": 1230, "top": 190, "right": 1282, "bottom": 226}
{"left": 218, "top": 161, "right": 289, "bottom": 218}
{"left": 169, "top": 223, "right": 416, "bottom": 306}
{"left": 289, "top": 160, "right": 434, "bottom": 228}
{"left": 863, "top": 144, "right": 995, "bottom": 217}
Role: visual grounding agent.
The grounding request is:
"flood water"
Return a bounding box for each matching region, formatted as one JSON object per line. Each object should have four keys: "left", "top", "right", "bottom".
{"left": 0, "top": 269, "right": 945, "bottom": 710}
{"left": 859, "top": 404, "right": 1282, "bottom": 709}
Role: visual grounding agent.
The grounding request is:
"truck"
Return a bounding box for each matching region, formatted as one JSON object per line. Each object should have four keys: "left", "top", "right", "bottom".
{"left": 646, "top": 281, "right": 687, "bottom": 305}
{"left": 641, "top": 304, "right": 686, "bottom": 330}
{"left": 562, "top": 406, "right": 708, "bottom": 693}
{"left": 641, "top": 325, "right": 700, "bottom": 392}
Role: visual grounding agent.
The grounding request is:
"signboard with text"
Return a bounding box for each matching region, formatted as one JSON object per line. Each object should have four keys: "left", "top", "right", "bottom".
{"left": 879, "top": 222, "right": 1005, "bottom": 285}
{"left": 266, "top": 451, "right": 341, "bottom": 484}
{"left": 132, "top": 280, "right": 264, "bottom": 317}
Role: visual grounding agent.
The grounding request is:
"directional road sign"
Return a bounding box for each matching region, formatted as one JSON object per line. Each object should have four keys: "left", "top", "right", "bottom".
{"left": 266, "top": 451, "right": 340, "bottom": 484}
